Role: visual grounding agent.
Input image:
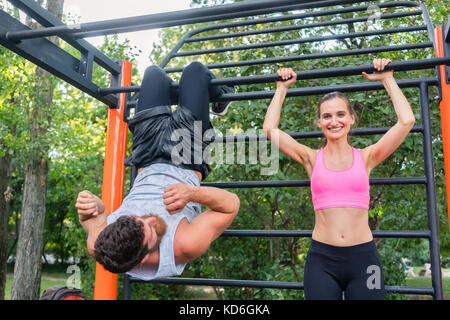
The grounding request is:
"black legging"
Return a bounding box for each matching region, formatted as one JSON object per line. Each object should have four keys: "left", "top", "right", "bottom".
{"left": 304, "top": 239, "right": 386, "bottom": 300}
{"left": 137, "top": 62, "right": 223, "bottom": 127}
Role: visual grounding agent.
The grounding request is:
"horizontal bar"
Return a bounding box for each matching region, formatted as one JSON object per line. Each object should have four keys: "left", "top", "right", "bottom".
{"left": 183, "top": 1, "right": 423, "bottom": 43}
{"left": 4, "top": 0, "right": 306, "bottom": 40}
{"left": 132, "top": 277, "right": 302, "bottom": 290}
{"left": 79, "top": 1, "right": 425, "bottom": 40}
{"left": 212, "top": 126, "right": 424, "bottom": 143}
{"left": 173, "top": 25, "right": 427, "bottom": 57}
{"left": 73, "top": 0, "right": 367, "bottom": 39}
{"left": 98, "top": 85, "right": 140, "bottom": 95}
{"left": 164, "top": 42, "right": 434, "bottom": 73}
{"left": 211, "top": 58, "right": 450, "bottom": 86}
{"left": 188, "top": 11, "right": 423, "bottom": 43}
{"left": 387, "top": 286, "right": 434, "bottom": 295}
{"left": 201, "top": 177, "right": 426, "bottom": 189}
{"left": 125, "top": 78, "right": 438, "bottom": 108}
{"left": 220, "top": 230, "right": 431, "bottom": 238}
{"left": 229, "top": 78, "right": 440, "bottom": 101}
{"left": 5, "top": 0, "right": 366, "bottom": 40}
{"left": 106, "top": 58, "right": 445, "bottom": 96}
{"left": 369, "top": 177, "right": 427, "bottom": 185}
{"left": 127, "top": 277, "right": 433, "bottom": 295}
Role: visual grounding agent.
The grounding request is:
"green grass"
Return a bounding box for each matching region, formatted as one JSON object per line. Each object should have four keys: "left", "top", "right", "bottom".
{"left": 5, "top": 272, "right": 68, "bottom": 300}
{"left": 3, "top": 266, "right": 450, "bottom": 300}
{"left": 405, "top": 275, "right": 450, "bottom": 300}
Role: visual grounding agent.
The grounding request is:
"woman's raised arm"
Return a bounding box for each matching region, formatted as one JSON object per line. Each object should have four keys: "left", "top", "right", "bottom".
{"left": 263, "top": 68, "right": 315, "bottom": 175}
{"left": 362, "top": 58, "right": 415, "bottom": 172}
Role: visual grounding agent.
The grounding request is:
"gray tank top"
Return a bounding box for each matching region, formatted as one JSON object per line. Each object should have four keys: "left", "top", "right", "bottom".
{"left": 107, "top": 163, "right": 202, "bottom": 280}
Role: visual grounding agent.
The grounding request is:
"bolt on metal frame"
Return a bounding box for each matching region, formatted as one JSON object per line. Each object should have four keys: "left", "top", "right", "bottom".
{"left": 1, "top": 0, "right": 449, "bottom": 300}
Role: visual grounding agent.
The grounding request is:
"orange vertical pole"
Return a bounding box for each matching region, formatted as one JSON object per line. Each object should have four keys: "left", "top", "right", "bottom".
{"left": 93, "top": 60, "right": 132, "bottom": 300}
{"left": 435, "top": 25, "right": 450, "bottom": 233}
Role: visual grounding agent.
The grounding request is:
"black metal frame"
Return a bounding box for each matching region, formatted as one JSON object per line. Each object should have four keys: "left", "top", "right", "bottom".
{"left": 1, "top": 0, "right": 448, "bottom": 300}
{"left": 121, "top": 1, "right": 446, "bottom": 300}
{"left": 125, "top": 77, "right": 443, "bottom": 299}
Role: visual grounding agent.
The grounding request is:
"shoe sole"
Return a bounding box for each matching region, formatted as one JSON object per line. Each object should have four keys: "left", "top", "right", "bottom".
{"left": 211, "top": 101, "right": 231, "bottom": 116}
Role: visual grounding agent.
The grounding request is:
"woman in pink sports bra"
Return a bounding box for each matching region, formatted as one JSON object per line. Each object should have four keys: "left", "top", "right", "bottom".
{"left": 263, "top": 58, "right": 415, "bottom": 300}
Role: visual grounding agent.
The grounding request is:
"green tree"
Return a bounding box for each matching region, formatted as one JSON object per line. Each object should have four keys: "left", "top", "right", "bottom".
{"left": 10, "top": 0, "right": 65, "bottom": 300}
{"left": 0, "top": 2, "right": 140, "bottom": 300}
{"left": 0, "top": 3, "right": 21, "bottom": 298}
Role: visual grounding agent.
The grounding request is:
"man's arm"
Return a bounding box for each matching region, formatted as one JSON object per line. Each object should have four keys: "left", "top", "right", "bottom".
{"left": 75, "top": 190, "right": 107, "bottom": 257}
{"left": 163, "top": 184, "right": 240, "bottom": 262}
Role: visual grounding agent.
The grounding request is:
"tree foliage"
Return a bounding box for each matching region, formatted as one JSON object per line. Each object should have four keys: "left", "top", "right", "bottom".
{"left": 0, "top": 2, "right": 141, "bottom": 299}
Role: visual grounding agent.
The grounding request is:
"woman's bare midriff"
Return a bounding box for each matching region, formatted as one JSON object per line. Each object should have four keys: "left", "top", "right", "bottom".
{"left": 138, "top": 167, "right": 202, "bottom": 182}
{"left": 312, "top": 207, "right": 373, "bottom": 246}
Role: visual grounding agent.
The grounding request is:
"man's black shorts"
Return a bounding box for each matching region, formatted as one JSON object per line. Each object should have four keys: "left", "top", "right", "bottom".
{"left": 124, "top": 105, "right": 215, "bottom": 180}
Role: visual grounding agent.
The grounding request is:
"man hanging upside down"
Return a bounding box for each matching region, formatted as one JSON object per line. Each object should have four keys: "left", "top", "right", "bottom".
{"left": 75, "top": 62, "right": 239, "bottom": 280}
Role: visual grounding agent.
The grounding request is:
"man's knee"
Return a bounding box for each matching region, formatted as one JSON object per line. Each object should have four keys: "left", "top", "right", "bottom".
{"left": 183, "top": 61, "right": 208, "bottom": 78}
{"left": 143, "top": 65, "right": 166, "bottom": 80}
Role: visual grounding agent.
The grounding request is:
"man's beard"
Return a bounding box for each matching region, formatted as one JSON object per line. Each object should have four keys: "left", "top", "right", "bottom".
{"left": 142, "top": 214, "right": 167, "bottom": 252}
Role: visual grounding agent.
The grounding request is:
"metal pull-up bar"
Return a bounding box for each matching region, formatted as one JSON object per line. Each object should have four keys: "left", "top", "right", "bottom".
{"left": 124, "top": 77, "right": 438, "bottom": 109}
{"left": 98, "top": 58, "right": 450, "bottom": 95}
{"left": 4, "top": 0, "right": 368, "bottom": 41}
{"left": 187, "top": 11, "right": 424, "bottom": 43}
{"left": 163, "top": 43, "right": 434, "bottom": 73}
{"left": 175, "top": 25, "right": 428, "bottom": 57}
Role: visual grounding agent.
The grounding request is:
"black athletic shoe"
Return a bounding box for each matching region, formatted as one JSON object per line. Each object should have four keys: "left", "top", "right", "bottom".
{"left": 211, "top": 85, "right": 235, "bottom": 116}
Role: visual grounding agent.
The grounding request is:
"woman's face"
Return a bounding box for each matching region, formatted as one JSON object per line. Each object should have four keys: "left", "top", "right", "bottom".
{"left": 317, "top": 97, "right": 354, "bottom": 141}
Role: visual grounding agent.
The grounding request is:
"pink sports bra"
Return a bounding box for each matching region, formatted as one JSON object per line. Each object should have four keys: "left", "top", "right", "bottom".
{"left": 310, "top": 147, "right": 370, "bottom": 211}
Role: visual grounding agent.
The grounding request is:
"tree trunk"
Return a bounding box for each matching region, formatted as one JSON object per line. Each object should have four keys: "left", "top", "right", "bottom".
{"left": 11, "top": 0, "right": 64, "bottom": 300}
{"left": 11, "top": 159, "right": 48, "bottom": 300}
{"left": 0, "top": 153, "right": 12, "bottom": 300}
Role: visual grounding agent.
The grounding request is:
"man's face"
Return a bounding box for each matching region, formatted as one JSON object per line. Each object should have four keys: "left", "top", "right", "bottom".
{"left": 135, "top": 215, "right": 167, "bottom": 253}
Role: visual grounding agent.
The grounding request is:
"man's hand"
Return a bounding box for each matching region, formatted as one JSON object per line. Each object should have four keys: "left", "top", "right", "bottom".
{"left": 163, "top": 183, "right": 195, "bottom": 215}
{"left": 75, "top": 190, "right": 105, "bottom": 222}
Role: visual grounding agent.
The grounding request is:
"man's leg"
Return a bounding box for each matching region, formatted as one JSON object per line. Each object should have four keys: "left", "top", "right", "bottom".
{"left": 177, "top": 62, "right": 220, "bottom": 127}
{"left": 137, "top": 66, "right": 177, "bottom": 112}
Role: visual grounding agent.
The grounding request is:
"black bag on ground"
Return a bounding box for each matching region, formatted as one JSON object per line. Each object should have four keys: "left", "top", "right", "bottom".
{"left": 40, "top": 285, "right": 87, "bottom": 300}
